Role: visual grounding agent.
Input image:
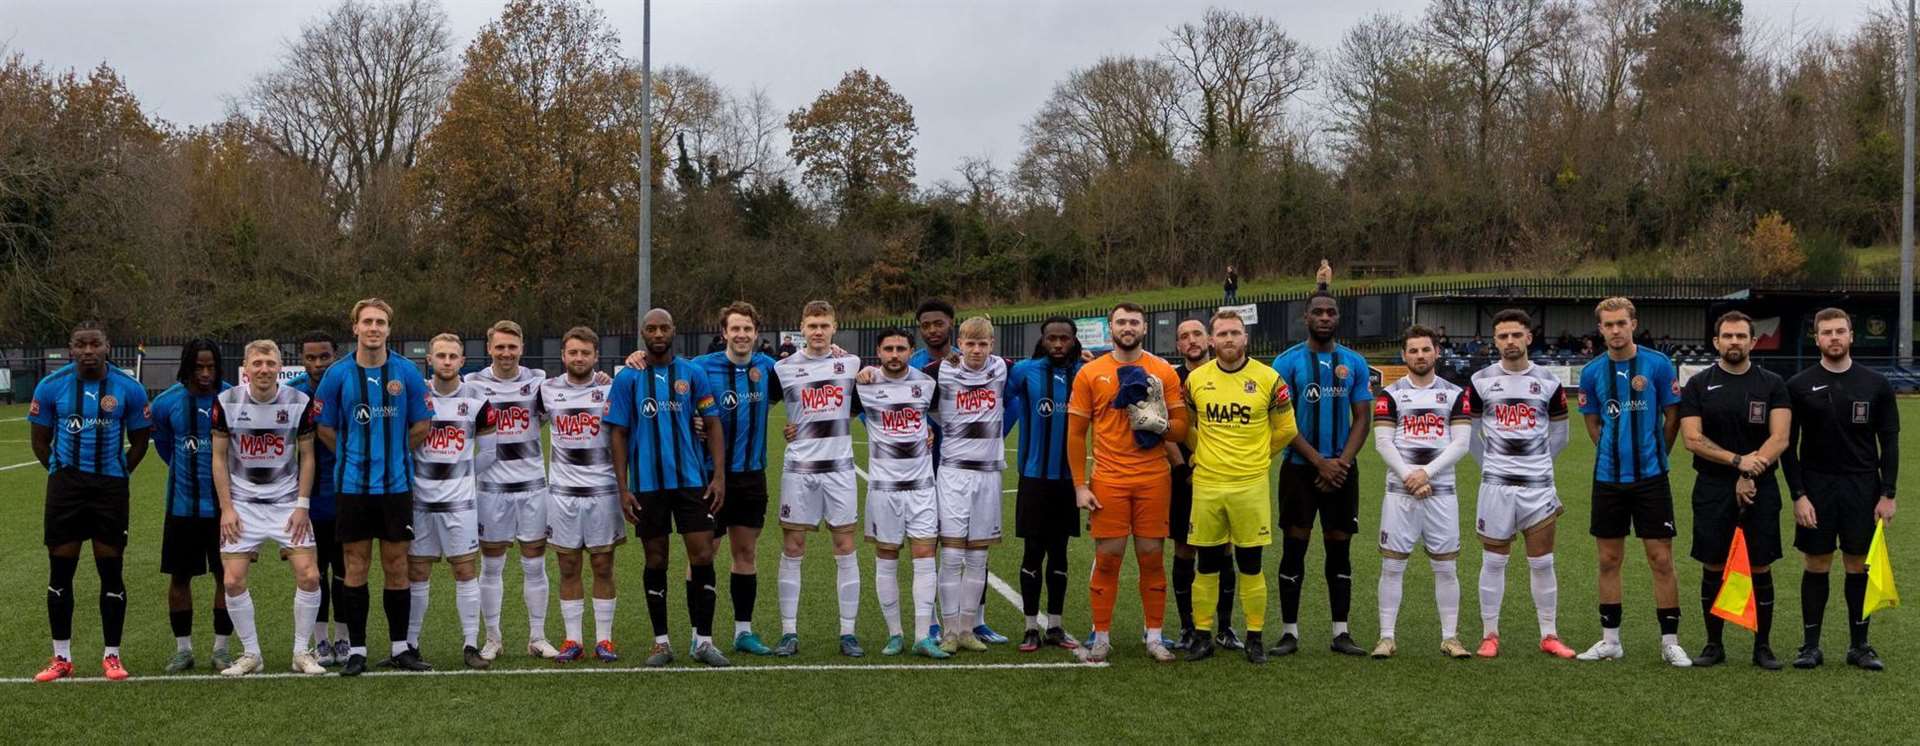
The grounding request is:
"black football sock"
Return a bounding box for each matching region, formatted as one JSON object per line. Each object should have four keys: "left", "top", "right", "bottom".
{"left": 1217, "top": 561, "right": 1238, "bottom": 630}
{"left": 342, "top": 583, "right": 370, "bottom": 648}
{"left": 1172, "top": 554, "right": 1196, "bottom": 632}
{"left": 1753, "top": 571, "right": 1775, "bottom": 648}
{"left": 730, "top": 572, "right": 756, "bottom": 625}
{"left": 1324, "top": 537, "right": 1352, "bottom": 626}
{"left": 1801, "top": 571, "right": 1828, "bottom": 648}
{"left": 170, "top": 609, "right": 193, "bottom": 639}
{"left": 1844, "top": 572, "right": 1869, "bottom": 648}
{"left": 1044, "top": 538, "right": 1069, "bottom": 618}
{"left": 48, "top": 554, "right": 78, "bottom": 646}
{"left": 691, "top": 564, "right": 717, "bottom": 639}
{"left": 1656, "top": 607, "right": 1681, "bottom": 638}
{"left": 383, "top": 588, "right": 410, "bottom": 647}
{"left": 1701, "top": 568, "right": 1724, "bottom": 645}
{"left": 1599, "top": 603, "right": 1623, "bottom": 631}
{"left": 646, "top": 567, "right": 669, "bottom": 637}
{"left": 96, "top": 556, "right": 126, "bottom": 649}
{"left": 213, "top": 606, "right": 234, "bottom": 637}
{"left": 1278, "top": 537, "right": 1308, "bottom": 627}
{"left": 1021, "top": 540, "right": 1047, "bottom": 619}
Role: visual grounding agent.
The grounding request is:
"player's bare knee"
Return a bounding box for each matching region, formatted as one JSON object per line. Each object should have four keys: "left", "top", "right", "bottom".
{"left": 1232, "top": 546, "right": 1263, "bottom": 576}
{"left": 1283, "top": 526, "right": 1311, "bottom": 541}
{"left": 1842, "top": 554, "right": 1868, "bottom": 573}
{"left": 876, "top": 547, "right": 900, "bottom": 561}
{"left": 294, "top": 564, "right": 322, "bottom": 591}
{"left": 518, "top": 541, "right": 546, "bottom": 559}
{"left": 451, "top": 560, "right": 478, "bottom": 582}
{"left": 1428, "top": 550, "right": 1460, "bottom": 562}
{"left": 1131, "top": 536, "right": 1163, "bottom": 556}
{"left": 1380, "top": 548, "right": 1411, "bottom": 561}
{"left": 1801, "top": 552, "right": 1832, "bottom": 572}
{"left": 1480, "top": 539, "right": 1512, "bottom": 555}
{"left": 48, "top": 542, "right": 82, "bottom": 560}
{"left": 407, "top": 560, "right": 431, "bottom": 583}
{"left": 1323, "top": 530, "right": 1350, "bottom": 543}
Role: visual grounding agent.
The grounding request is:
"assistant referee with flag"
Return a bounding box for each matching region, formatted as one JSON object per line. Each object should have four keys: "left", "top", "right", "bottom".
{"left": 1678, "top": 311, "right": 1790, "bottom": 669}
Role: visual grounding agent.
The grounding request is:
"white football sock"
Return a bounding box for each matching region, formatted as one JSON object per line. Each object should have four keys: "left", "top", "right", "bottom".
{"left": 1431, "top": 558, "right": 1460, "bottom": 641}
{"left": 835, "top": 552, "right": 860, "bottom": 636}
{"left": 521, "top": 556, "right": 549, "bottom": 641}
{"left": 778, "top": 553, "right": 802, "bottom": 635}
{"left": 53, "top": 640, "right": 71, "bottom": 660}
{"left": 1480, "top": 551, "right": 1510, "bottom": 636}
{"left": 226, "top": 590, "right": 260, "bottom": 656}
{"left": 479, "top": 554, "right": 506, "bottom": 640}
{"left": 962, "top": 549, "right": 990, "bottom": 628}
{"left": 293, "top": 586, "right": 321, "bottom": 655}
{"left": 175, "top": 636, "right": 191, "bottom": 653}
{"left": 407, "top": 580, "right": 430, "bottom": 650}
{"left": 592, "top": 598, "right": 615, "bottom": 645}
{"left": 1528, "top": 554, "right": 1558, "bottom": 638}
{"left": 456, "top": 578, "right": 481, "bottom": 648}
{"left": 1378, "top": 557, "right": 1407, "bottom": 640}
{"left": 875, "top": 558, "right": 902, "bottom": 637}
{"left": 561, "top": 598, "right": 584, "bottom": 643}
{"left": 213, "top": 634, "right": 229, "bottom": 654}
{"left": 912, "top": 557, "right": 937, "bottom": 640}
{"left": 939, "top": 547, "right": 966, "bottom": 624}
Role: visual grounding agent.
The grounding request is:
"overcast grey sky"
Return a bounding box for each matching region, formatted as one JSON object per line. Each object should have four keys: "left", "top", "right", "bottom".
{"left": 2, "top": 0, "right": 1881, "bottom": 187}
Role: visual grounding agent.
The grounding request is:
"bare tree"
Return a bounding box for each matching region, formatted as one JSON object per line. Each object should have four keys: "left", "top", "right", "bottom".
{"left": 1422, "top": 0, "right": 1569, "bottom": 165}
{"left": 241, "top": 0, "right": 453, "bottom": 221}
{"left": 1163, "top": 7, "right": 1314, "bottom": 154}
{"left": 1016, "top": 56, "right": 1182, "bottom": 202}
{"left": 1325, "top": 13, "right": 1417, "bottom": 159}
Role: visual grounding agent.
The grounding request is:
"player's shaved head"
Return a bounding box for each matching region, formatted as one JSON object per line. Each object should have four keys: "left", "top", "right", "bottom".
{"left": 643, "top": 309, "right": 676, "bottom": 358}
{"left": 645, "top": 308, "right": 674, "bottom": 325}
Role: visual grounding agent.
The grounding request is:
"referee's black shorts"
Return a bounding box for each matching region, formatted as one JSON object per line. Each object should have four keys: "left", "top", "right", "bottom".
{"left": 1689, "top": 472, "right": 1782, "bottom": 567}
{"left": 44, "top": 468, "right": 131, "bottom": 548}
{"left": 1015, "top": 476, "right": 1079, "bottom": 540}
{"left": 337, "top": 492, "right": 414, "bottom": 543}
{"left": 1794, "top": 470, "right": 1880, "bottom": 557}
{"left": 1278, "top": 461, "right": 1360, "bottom": 535}
{"left": 1590, "top": 474, "right": 1676, "bottom": 540}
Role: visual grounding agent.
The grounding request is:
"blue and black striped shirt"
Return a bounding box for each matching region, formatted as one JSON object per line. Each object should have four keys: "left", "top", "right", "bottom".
{"left": 29, "top": 363, "right": 152, "bottom": 478}
{"left": 151, "top": 382, "right": 230, "bottom": 517}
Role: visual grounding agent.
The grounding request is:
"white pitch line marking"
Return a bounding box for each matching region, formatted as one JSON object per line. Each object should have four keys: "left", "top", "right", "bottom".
{"left": 1, "top": 461, "right": 40, "bottom": 472}
{"left": 2, "top": 660, "right": 1105, "bottom": 685}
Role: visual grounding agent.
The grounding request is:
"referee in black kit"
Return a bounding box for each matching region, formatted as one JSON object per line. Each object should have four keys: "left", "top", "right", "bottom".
{"left": 1781, "top": 307, "right": 1900, "bottom": 671}
{"left": 1678, "top": 311, "right": 1790, "bottom": 669}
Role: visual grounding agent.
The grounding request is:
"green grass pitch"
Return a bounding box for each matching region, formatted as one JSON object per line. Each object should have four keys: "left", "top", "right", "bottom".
{"left": 0, "top": 399, "right": 1914, "bottom": 743}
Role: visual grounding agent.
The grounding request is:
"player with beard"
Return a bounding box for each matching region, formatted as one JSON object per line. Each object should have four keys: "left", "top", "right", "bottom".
{"left": 1678, "top": 311, "right": 1790, "bottom": 669}
{"left": 858, "top": 328, "right": 948, "bottom": 658}
{"left": 1782, "top": 308, "right": 1899, "bottom": 671}
{"left": 1269, "top": 292, "right": 1372, "bottom": 657}
{"left": 152, "top": 338, "right": 234, "bottom": 673}
{"left": 1169, "top": 318, "right": 1241, "bottom": 652}
{"left": 540, "top": 328, "right": 624, "bottom": 663}
{"left": 1005, "top": 317, "right": 1085, "bottom": 652}
{"left": 1069, "top": 302, "right": 1188, "bottom": 663}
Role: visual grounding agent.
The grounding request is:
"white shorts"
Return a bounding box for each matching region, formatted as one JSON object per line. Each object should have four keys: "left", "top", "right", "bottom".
{"left": 546, "top": 488, "right": 626, "bottom": 553}
{"left": 779, "top": 469, "right": 858, "bottom": 530}
{"left": 220, "top": 499, "right": 315, "bottom": 558}
{"left": 411, "top": 501, "right": 481, "bottom": 561}
{"left": 478, "top": 487, "right": 549, "bottom": 545}
{"left": 866, "top": 487, "right": 937, "bottom": 549}
{"left": 1475, "top": 482, "right": 1563, "bottom": 543}
{"left": 1378, "top": 489, "right": 1461, "bottom": 557}
{"left": 937, "top": 468, "right": 1003, "bottom": 546}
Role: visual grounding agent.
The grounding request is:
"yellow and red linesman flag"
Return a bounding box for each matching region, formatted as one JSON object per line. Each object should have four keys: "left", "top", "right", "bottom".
{"left": 1711, "top": 527, "right": 1758, "bottom": 632}
{"left": 1865, "top": 519, "right": 1899, "bottom": 618}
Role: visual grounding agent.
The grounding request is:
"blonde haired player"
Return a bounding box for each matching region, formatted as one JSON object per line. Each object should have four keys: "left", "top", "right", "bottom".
{"left": 773, "top": 301, "right": 868, "bottom": 657}
{"left": 929, "top": 316, "right": 1011, "bottom": 654}
{"left": 1179, "top": 311, "right": 1293, "bottom": 663}
{"left": 210, "top": 341, "right": 324, "bottom": 676}
{"left": 405, "top": 334, "right": 498, "bottom": 669}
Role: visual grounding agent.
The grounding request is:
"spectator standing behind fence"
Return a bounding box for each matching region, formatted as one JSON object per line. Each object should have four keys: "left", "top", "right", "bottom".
{"left": 1224, "top": 265, "right": 1239, "bottom": 304}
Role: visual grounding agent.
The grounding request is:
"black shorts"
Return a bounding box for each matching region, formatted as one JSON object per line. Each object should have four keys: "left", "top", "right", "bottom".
{"left": 1690, "top": 473, "right": 1782, "bottom": 567}
{"left": 1590, "top": 475, "right": 1677, "bottom": 540}
{"left": 1015, "top": 476, "right": 1080, "bottom": 539}
{"left": 1278, "top": 461, "right": 1360, "bottom": 534}
{"left": 336, "top": 492, "right": 414, "bottom": 543}
{"left": 44, "top": 468, "right": 131, "bottom": 548}
{"left": 639, "top": 487, "right": 717, "bottom": 539}
{"left": 1794, "top": 470, "right": 1880, "bottom": 557}
{"left": 714, "top": 471, "right": 769, "bottom": 530}
{"left": 311, "top": 518, "right": 343, "bottom": 574}
{"left": 1168, "top": 464, "right": 1194, "bottom": 544}
{"left": 161, "top": 515, "right": 222, "bottom": 577}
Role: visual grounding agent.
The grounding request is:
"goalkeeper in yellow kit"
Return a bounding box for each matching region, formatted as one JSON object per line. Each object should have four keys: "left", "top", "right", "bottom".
{"left": 1181, "top": 309, "right": 1297, "bottom": 664}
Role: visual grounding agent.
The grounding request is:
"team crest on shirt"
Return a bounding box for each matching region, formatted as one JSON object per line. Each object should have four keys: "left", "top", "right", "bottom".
{"left": 591, "top": 389, "right": 605, "bottom": 403}
{"left": 675, "top": 380, "right": 690, "bottom": 395}
{"left": 748, "top": 367, "right": 762, "bottom": 383}
{"left": 28, "top": 400, "right": 39, "bottom": 417}
{"left": 1748, "top": 401, "right": 1765, "bottom": 424}
{"left": 100, "top": 395, "right": 118, "bottom": 413}
{"left": 1334, "top": 364, "right": 1350, "bottom": 380}
{"left": 1436, "top": 392, "right": 1448, "bottom": 403}
{"left": 387, "top": 380, "right": 404, "bottom": 396}
{"left": 1854, "top": 401, "right": 1870, "bottom": 424}
{"left": 1529, "top": 382, "right": 1541, "bottom": 395}
{"left": 835, "top": 362, "right": 846, "bottom": 374}
{"left": 457, "top": 402, "right": 469, "bottom": 417}
{"left": 276, "top": 409, "right": 289, "bottom": 424}
{"left": 1373, "top": 398, "right": 1389, "bottom": 416}
{"left": 1244, "top": 380, "right": 1257, "bottom": 394}
{"left": 1631, "top": 375, "right": 1647, "bottom": 392}
{"left": 520, "top": 383, "right": 532, "bottom": 395}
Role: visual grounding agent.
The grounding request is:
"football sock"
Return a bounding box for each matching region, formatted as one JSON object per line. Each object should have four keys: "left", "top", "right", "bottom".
{"left": 341, "top": 582, "right": 370, "bottom": 652}
{"left": 690, "top": 564, "right": 717, "bottom": 641}
{"left": 96, "top": 555, "right": 126, "bottom": 649}
{"left": 455, "top": 578, "right": 481, "bottom": 648}
{"left": 1239, "top": 570, "right": 1267, "bottom": 633}
{"left": 1022, "top": 540, "right": 1047, "bottom": 620}
{"left": 1089, "top": 552, "right": 1122, "bottom": 634}
{"left": 293, "top": 586, "right": 321, "bottom": 655}
{"left": 226, "top": 590, "right": 259, "bottom": 656}
{"left": 521, "top": 556, "right": 550, "bottom": 640}
{"left": 962, "top": 549, "right": 989, "bottom": 630}
{"left": 1173, "top": 554, "right": 1196, "bottom": 632}
{"left": 1599, "top": 603, "right": 1623, "bottom": 645}
{"left": 1136, "top": 546, "right": 1167, "bottom": 632}
{"left": 645, "top": 567, "right": 669, "bottom": 637}
{"left": 1701, "top": 568, "right": 1724, "bottom": 646}
{"left": 876, "top": 557, "right": 902, "bottom": 637}
{"left": 315, "top": 572, "right": 331, "bottom": 641}
{"left": 975, "top": 583, "right": 989, "bottom": 628}
{"left": 593, "top": 597, "right": 615, "bottom": 645}
{"left": 1432, "top": 558, "right": 1460, "bottom": 640}
{"left": 1217, "top": 564, "right": 1238, "bottom": 632}
{"left": 48, "top": 554, "right": 77, "bottom": 651}
{"left": 1278, "top": 536, "right": 1308, "bottom": 625}
{"left": 1193, "top": 570, "right": 1220, "bottom": 633}
{"left": 561, "top": 598, "right": 584, "bottom": 643}
{"left": 731, "top": 571, "right": 756, "bottom": 628}
{"left": 407, "top": 580, "right": 429, "bottom": 649}
{"left": 1528, "top": 554, "right": 1558, "bottom": 638}
{"left": 1479, "top": 550, "right": 1509, "bottom": 636}
{"left": 383, "top": 587, "right": 410, "bottom": 651}
{"left": 939, "top": 547, "right": 966, "bottom": 624}
{"left": 1324, "top": 537, "right": 1352, "bottom": 628}
{"left": 1844, "top": 572, "right": 1869, "bottom": 648}
{"left": 1754, "top": 571, "right": 1775, "bottom": 647}
{"left": 778, "top": 553, "right": 802, "bottom": 635}
{"left": 170, "top": 609, "right": 193, "bottom": 646}
{"left": 1657, "top": 607, "right": 1681, "bottom": 647}
{"left": 912, "top": 557, "right": 937, "bottom": 639}
{"left": 213, "top": 605, "right": 234, "bottom": 638}
{"left": 1801, "top": 570, "right": 1828, "bottom": 648}
{"left": 479, "top": 554, "right": 506, "bottom": 639}
{"left": 836, "top": 552, "right": 861, "bottom": 636}
{"left": 1377, "top": 557, "right": 1406, "bottom": 640}
{"left": 1045, "top": 538, "right": 1069, "bottom": 617}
